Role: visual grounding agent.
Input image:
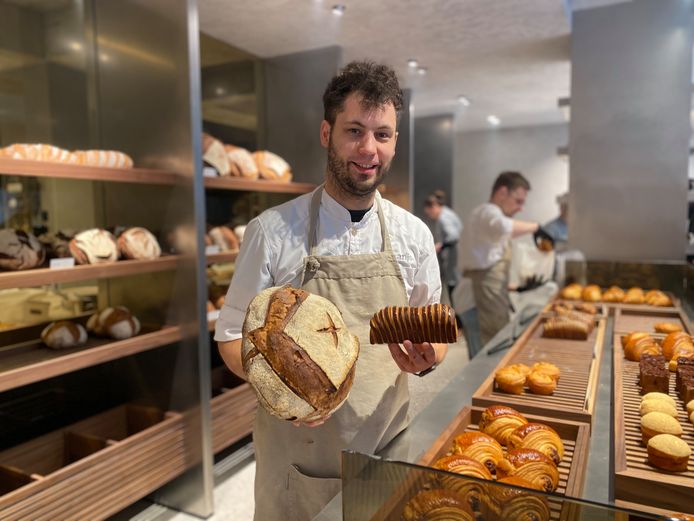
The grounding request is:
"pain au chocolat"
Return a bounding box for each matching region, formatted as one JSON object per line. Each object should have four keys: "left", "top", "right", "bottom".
{"left": 242, "top": 285, "right": 359, "bottom": 422}
{"left": 369, "top": 304, "right": 458, "bottom": 344}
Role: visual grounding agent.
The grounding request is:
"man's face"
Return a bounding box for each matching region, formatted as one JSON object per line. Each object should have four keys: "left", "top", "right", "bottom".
{"left": 320, "top": 93, "right": 398, "bottom": 198}
{"left": 498, "top": 186, "right": 528, "bottom": 217}
{"left": 423, "top": 205, "right": 441, "bottom": 220}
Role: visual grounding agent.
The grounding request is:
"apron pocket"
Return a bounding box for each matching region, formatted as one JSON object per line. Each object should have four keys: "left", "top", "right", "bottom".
{"left": 287, "top": 464, "right": 341, "bottom": 521}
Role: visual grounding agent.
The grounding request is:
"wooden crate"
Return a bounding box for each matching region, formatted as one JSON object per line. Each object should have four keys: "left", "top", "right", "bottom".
{"left": 370, "top": 406, "right": 590, "bottom": 521}
{"left": 472, "top": 316, "right": 606, "bottom": 425}
{"left": 210, "top": 367, "right": 257, "bottom": 454}
{"left": 0, "top": 404, "right": 185, "bottom": 521}
{"left": 613, "top": 348, "right": 694, "bottom": 515}
{"left": 613, "top": 306, "right": 693, "bottom": 334}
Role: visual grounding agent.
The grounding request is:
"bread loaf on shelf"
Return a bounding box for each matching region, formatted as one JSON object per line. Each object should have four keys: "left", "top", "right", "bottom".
{"left": 208, "top": 226, "right": 239, "bottom": 252}
{"left": 202, "top": 133, "right": 230, "bottom": 176}
{"left": 41, "top": 321, "right": 87, "bottom": 349}
{"left": 117, "top": 227, "right": 161, "bottom": 260}
{"left": 369, "top": 304, "right": 458, "bottom": 344}
{"left": 69, "top": 229, "right": 119, "bottom": 264}
{"left": 559, "top": 283, "right": 582, "bottom": 300}
{"left": 541, "top": 316, "right": 592, "bottom": 340}
{"left": 0, "top": 229, "right": 46, "bottom": 270}
{"left": 72, "top": 150, "right": 133, "bottom": 168}
{"left": 253, "top": 150, "right": 292, "bottom": 182}
{"left": 87, "top": 306, "right": 141, "bottom": 340}
{"left": 0, "top": 143, "right": 75, "bottom": 163}
{"left": 225, "top": 145, "right": 259, "bottom": 179}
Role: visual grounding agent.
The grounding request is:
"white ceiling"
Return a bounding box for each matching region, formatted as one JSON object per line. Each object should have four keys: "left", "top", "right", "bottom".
{"left": 198, "top": 0, "right": 573, "bottom": 131}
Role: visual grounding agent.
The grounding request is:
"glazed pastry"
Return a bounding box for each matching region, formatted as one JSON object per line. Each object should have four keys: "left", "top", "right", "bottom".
{"left": 581, "top": 284, "right": 602, "bottom": 302}
{"left": 624, "top": 336, "right": 662, "bottom": 362}
{"left": 646, "top": 290, "right": 673, "bottom": 307}
{"left": 483, "top": 476, "right": 550, "bottom": 521}
{"left": 41, "top": 321, "right": 88, "bottom": 349}
{"left": 69, "top": 228, "right": 118, "bottom": 264}
{"left": 72, "top": 150, "right": 133, "bottom": 168}
{"left": 623, "top": 287, "right": 645, "bottom": 304}
{"left": 253, "top": 150, "right": 292, "bottom": 182}
{"left": 640, "top": 399, "right": 678, "bottom": 418}
{"left": 669, "top": 348, "right": 694, "bottom": 372}
{"left": 602, "top": 286, "right": 625, "bottom": 303}
{"left": 530, "top": 362, "right": 560, "bottom": 382}
{"left": 433, "top": 454, "right": 493, "bottom": 481}
{"left": 479, "top": 405, "right": 528, "bottom": 446}
{"left": 225, "top": 145, "right": 259, "bottom": 179}
{"left": 622, "top": 331, "right": 652, "bottom": 350}
{"left": 654, "top": 322, "right": 683, "bottom": 335}
{"left": 494, "top": 366, "right": 527, "bottom": 395}
{"left": 559, "top": 283, "right": 582, "bottom": 300}
{"left": 402, "top": 489, "right": 474, "bottom": 521}
{"left": 647, "top": 434, "right": 691, "bottom": 472}
{"left": 526, "top": 371, "right": 557, "bottom": 395}
{"left": 0, "top": 229, "right": 46, "bottom": 270}
{"left": 507, "top": 423, "right": 564, "bottom": 465}
{"left": 0, "top": 143, "right": 75, "bottom": 163}
{"left": 117, "top": 227, "right": 161, "bottom": 260}
{"left": 369, "top": 304, "right": 458, "bottom": 344}
{"left": 542, "top": 316, "right": 591, "bottom": 340}
{"left": 450, "top": 432, "right": 504, "bottom": 474}
{"left": 496, "top": 448, "right": 560, "bottom": 493}
{"left": 641, "top": 411, "right": 682, "bottom": 445}
{"left": 662, "top": 332, "right": 694, "bottom": 360}
{"left": 86, "top": 306, "right": 141, "bottom": 340}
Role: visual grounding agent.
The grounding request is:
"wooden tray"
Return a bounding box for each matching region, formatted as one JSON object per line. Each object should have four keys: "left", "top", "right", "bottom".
{"left": 613, "top": 306, "right": 693, "bottom": 334}
{"left": 210, "top": 366, "right": 257, "bottom": 454}
{"left": 370, "top": 406, "right": 590, "bottom": 521}
{"left": 0, "top": 404, "right": 185, "bottom": 521}
{"left": 613, "top": 347, "right": 694, "bottom": 515}
{"left": 472, "top": 316, "right": 606, "bottom": 425}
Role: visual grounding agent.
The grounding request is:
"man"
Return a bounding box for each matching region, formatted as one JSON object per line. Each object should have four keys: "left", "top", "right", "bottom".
{"left": 423, "top": 191, "right": 463, "bottom": 304}
{"left": 544, "top": 192, "right": 569, "bottom": 247}
{"left": 460, "top": 171, "right": 549, "bottom": 345}
{"left": 215, "top": 61, "right": 446, "bottom": 521}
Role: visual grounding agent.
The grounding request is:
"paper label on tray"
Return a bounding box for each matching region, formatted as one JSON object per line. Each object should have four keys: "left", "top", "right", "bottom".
{"left": 50, "top": 257, "right": 75, "bottom": 269}
{"left": 205, "top": 245, "right": 221, "bottom": 255}
{"left": 203, "top": 166, "right": 218, "bottom": 178}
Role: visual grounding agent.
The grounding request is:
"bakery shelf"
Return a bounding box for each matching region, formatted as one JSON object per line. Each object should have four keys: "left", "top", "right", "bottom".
{"left": 370, "top": 406, "right": 590, "bottom": 521}
{"left": 613, "top": 342, "right": 694, "bottom": 515}
{"left": 210, "top": 367, "right": 256, "bottom": 454}
{"left": 0, "top": 325, "right": 182, "bottom": 394}
{"left": 203, "top": 176, "right": 317, "bottom": 193}
{"left": 0, "top": 256, "right": 182, "bottom": 290}
{"left": 613, "top": 306, "right": 693, "bottom": 334}
{"left": 0, "top": 404, "right": 186, "bottom": 520}
{"left": 0, "top": 158, "right": 181, "bottom": 186}
{"left": 471, "top": 315, "right": 606, "bottom": 425}
{"left": 206, "top": 251, "right": 238, "bottom": 264}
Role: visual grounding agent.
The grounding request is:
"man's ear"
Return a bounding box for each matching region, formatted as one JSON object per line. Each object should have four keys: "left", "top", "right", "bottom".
{"left": 320, "top": 120, "right": 331, "bottom": 148}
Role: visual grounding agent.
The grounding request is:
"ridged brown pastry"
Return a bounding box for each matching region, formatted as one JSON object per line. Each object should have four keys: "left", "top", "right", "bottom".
{"left": 602, "top": 286, "right": 625, "bottom": 303}
{"left": 542, "top": 316, "right": 591, "bottom": 340}
{"left": 559, "top": 283, "right": 582, "bottom": 300}
{"left": 479, "top": 405, "right": 528, "bottom": 446}
{"left": 432, "top": 454, "right": 493, "bottom": 504}
{"left": 482, "top": 476, "right": 550, "bottom": 521}
{"left": 450, "top": 432, "right": 504, "bottom": 474}
{"left": 402, "top": 489, "right": 474, "bottom": 521}
{"left": 369, "top": 304, "right": 458, "bottom": 344}
{"left": 581, "top": 284, "right": 602, "bottom": 302}
{"left": 526, "top": 371, "right": 557, "bottom": 395}
{"left": 496, "top": 448, "right": 560, "bottom": 492}
{"left": 507, "top": 423, "right": 564, "bottom": 465}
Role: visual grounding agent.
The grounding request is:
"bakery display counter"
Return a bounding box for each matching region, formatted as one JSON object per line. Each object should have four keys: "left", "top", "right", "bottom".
{"left": 203, "top": 175, "right": 316, "bottom": 194}
{"left": 0, "top": 158, "right": 182, "bottom": 186}
{"left": 0, "top": 404, "right": 185, "bottom": 520}
{"left": 0, "top": 325, "right": 182, "bottom": 393}
{"left": 613, "top": 306, "right": 692, "bottom": 334}
{"left": 210, "top": 366, "right": 256, "bottom": 454}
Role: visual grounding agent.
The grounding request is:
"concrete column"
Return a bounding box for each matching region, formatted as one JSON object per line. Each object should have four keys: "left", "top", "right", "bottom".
{"left": 413, "top": 114, "right": 454, "bottom": 219}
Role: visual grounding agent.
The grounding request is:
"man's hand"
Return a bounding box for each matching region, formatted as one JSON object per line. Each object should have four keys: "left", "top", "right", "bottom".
{"left": 533, "top": 226, "right": 555, "bottom": 251}
{"left": 516, "top": 274, "right": 546, "bottom": 293}
{"left": 387, "top": 340, "right": 437, "bottom": 374}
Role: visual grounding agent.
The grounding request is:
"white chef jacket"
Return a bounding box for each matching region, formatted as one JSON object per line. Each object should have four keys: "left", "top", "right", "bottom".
{"left": 438, "top": 205, "right": 463, "bottom": 244}
{"left": 215, "top": 187, "right": 441, "bottom": 342}
{"left": 460, "top": 202, "right": 514, "bottom": 271}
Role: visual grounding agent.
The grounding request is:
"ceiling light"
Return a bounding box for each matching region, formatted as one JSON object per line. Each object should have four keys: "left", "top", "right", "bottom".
{"left": 332, "top": 4, "right": 345, "bottom": 15}
{"left": 215, "top": 87, "right": 226, "bottom": 96}
{"left": 417, "top": 67, "right": 427, "bottom": 76}
{"left": 457, "top": 95, "right": 471, "bottom": 107}
{"left": 407, "top": 59, "right": 418, "bottom": 68}
{"left": 68, "top": 41, "right": 82, "bottom": 51}
{"left": 487, "top": 115, "right": 501, "bottom": 126}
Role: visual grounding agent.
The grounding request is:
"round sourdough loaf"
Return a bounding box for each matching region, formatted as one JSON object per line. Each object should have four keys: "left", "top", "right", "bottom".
{"left": 242, "top": 285, "right": 359, "bottom": 422}
{"left": 117, "top": 227, "right": 161, "bottom": 260}
{"left": 41, "top": 321, "right": 87, "bottom": 349}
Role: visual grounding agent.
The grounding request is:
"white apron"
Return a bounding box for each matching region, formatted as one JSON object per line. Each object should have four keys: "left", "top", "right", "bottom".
{"left": 252, "top": 186, "right": 411, "bottom": 521}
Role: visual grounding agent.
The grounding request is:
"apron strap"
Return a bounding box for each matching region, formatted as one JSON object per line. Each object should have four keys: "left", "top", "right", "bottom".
{"left": 307, "top": 185, "right": 392, "bottom": 255}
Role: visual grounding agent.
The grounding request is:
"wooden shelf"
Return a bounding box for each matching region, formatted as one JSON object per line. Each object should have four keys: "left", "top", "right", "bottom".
{"left": 0, "top": 256, "right": 182, "bottom": 290}
{"left": 206, "top": 252, "right": 237, "bottom": 264}
{"left": 0, "top": 325, "right": 182, "bottom": 393}
{"left": 0, "top": 158, "right": 181, "bottom": 186}
{"left": 203, "top": 176, "right": 316, "bottom": 193}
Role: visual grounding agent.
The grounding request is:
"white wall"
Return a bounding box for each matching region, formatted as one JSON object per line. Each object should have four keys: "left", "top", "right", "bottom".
{"left": 453, "top": 123, "right": 569, "bottom": 226}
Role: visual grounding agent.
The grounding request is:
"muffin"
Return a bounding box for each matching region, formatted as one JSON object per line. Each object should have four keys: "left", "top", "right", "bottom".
{"left": 641, "top": 392, "right": 676, "bottom": 407}
{"left": 640, "top": 399, "right": 678, "bottom": 418}
{"left": 647, "top": 434, "right": 691, "bottom": 471}
{"left": 641, "top": 412, "right": 683, "bottom": 445}
{"left": 531, "top": 362, "right": 561, "bottom": 382}
{"left": 687, "top": 399, "right": 694, "bottom": 417}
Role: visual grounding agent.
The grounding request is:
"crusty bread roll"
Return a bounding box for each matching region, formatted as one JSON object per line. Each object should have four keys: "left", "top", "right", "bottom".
{"left": 369, "top": 304, "right": 458, "bottom": 344}
{"left": 542, "top": 316, "right": 592, "bottom": 340}
{"left": 117, "top": 227, "right": 161, "bottom": 260}
{"left": 0, "top": 229, "right": 46, "bottom": 270}
{"left": 602, "top": 285, "right": 625, "bottom": 302}
{"left": 41, "top": 321, "right": 87, "bottom": 349}
{"left": 0, "top": 143, "right": 75, "bottom": 163}
{"left": 624, "top": 287, "right": 645, "bottom": 304}
{"left": 560, "top": 283, "right": 582, "bottom": 300}
{"left": 252, "top": 150, "right": 292, "bottom": 182}
{"left": 208, "top": 226, "right": 239, "bottom": 252}
{"left": 225, "top": 145, "right": 259, "bottom": 179}
{"left": 581, "top": 284, "right": 602, "bottom": 302}
{"left": 69, "top": 229, "right": 118, "bottom": 264}
{"left": 242, "top": 285, "right": 359, "bottom": 422}
{"left": 72, "top": 150, "right": 133, "bottom": 168}
{"left": 202, "top": 133, "right": 230, "bottom": 176}
{"left": 87, "top": 306, "right": 141, "bottom": 340}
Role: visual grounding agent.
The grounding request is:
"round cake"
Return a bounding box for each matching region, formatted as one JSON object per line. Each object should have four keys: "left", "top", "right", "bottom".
{"left": 242, "top": 285, "right": 359, "bottom": 422}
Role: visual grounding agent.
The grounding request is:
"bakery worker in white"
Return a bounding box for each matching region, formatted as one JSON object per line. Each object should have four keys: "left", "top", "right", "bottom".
{"left": 215, "top": 61, "right": 447, "bottom": 521}
{"left": 461, "top": 171, "right": 548, "bottom": 345}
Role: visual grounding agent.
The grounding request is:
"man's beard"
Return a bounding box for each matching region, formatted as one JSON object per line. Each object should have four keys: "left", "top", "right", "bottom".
{"left": 327, "top": 137, "right": 390, "bottom": 198}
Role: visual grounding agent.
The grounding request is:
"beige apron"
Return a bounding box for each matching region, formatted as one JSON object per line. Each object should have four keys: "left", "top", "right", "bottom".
{"left": 252, "top": 186, "right": 411, "bottom": 521}
{"left": 464, "top": 243, "right": 512, "bottom": 346}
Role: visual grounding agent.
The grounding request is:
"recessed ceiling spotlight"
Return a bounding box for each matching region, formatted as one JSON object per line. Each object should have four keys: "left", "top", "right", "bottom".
{"left": 487, "top": 115, "right": 501, "bottom": 126}
{"left": 457, "top": 95, "right": 471, "bottom": 107}
{"left": 215, "top": 87, "right": 226, "bottom": 96}
{"left": 68, "top": 41, "right": 82, "bottom": 51}
{"left": 407, "top": 59, "right": 419, "bottom": 68}
{"left": 332, "top": 4, "right": 346, "bottom": 15}
{"left": 417, "top": 67, "right": 427, "bottom": 76}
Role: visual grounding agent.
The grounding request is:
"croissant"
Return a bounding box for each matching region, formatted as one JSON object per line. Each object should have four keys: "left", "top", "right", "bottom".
{"left": 574, "top": 302, "right": 598, "bottom": 315}
{"left": 581, "top": 284, "right": 602, "bottom": 302}
{"left": 560, "top": 283, "right": 582, "bottom": 300}
{"left": 450, "top": 432, "right": 504, "bottom": 474}
{"left": 494, "top": 367, "right": 527, "bottom": 395}
{"left": 645, "top": 290, "right": 672, "bottom": 307}
{"left": 654, "top": 322, "right": 683, "bottom": 335}
{"left": 542, "top": 316, "right": 591, "bottom": 340}
{"left": 602, "top": 286, "right": 625, "bottom": 303}
{"left": 526, "top": 371, "right": 557, "bottom": 395}
{"left": 530, "top": 362, "right": 560, "bottom": 381}
{"left": 432, "top": 454, "right": 492, "bottom": 511}
{"left": 483, "top": 476, "right": 551, "bottom": 521}
{"left": 623, "top": 287, "right": 645, "bottom": 304}
{"left": 624, "top": 337, "right": 662, "bottom": 362}
{"left": 433, "top": 454, "right": 493, "bottom": 481}
{"left": 496, "top": 448, "right": 560, "bottom": 492}
{"left": 402, "top": 489, "right": 475, "bottom": 521}
{"left": 479, "top": 405, "right": 528, "bottom": 446}
{"left": 369, "top": 304, "right": 458, "bottom": 344}
{"left": 507, "top": 423, "right": 565, "bottom": 465}
{"left": 622, "top": 331, "right": 651, "bottom": 350}
{"left": 662, "top": 332, "right": 694, "bottom": 360}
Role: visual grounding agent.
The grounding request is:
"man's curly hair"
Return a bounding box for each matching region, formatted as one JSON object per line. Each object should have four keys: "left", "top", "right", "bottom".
{"left": 323, "top": 61, "right": 404, "bottom": 125}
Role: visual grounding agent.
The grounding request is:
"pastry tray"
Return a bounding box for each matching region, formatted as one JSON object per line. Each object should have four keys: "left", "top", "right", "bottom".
{"left": 369, "top": 406, "right": 590, "bottom": 521}
{"left": 612, "top": 306, "right": 692, "bottom": 335}
{"left": 471, "top": 315, "right": 606, "bottom": 425}
{"left": 613, "top": 343, "right": 694, "bottom": 515}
